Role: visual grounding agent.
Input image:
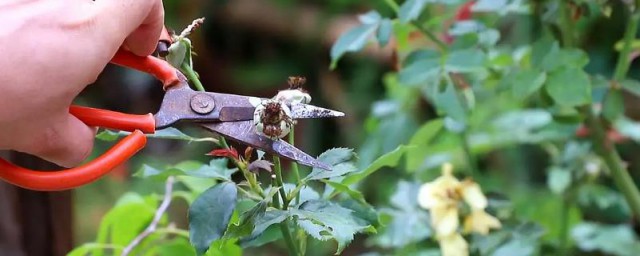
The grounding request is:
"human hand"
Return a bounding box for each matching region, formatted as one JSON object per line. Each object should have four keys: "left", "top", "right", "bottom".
{"left": 0, "top": 0, "right": 164, "bottom": 167}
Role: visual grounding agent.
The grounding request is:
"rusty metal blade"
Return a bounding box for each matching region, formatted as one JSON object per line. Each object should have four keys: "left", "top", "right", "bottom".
{"left": 199, "top": 121, "right": 331, "bottom": 170}
{"left": 289, "top": 103, "right": 345, "bottom": 119}
{"left": 154, "top": 83, "right": 344, "bottom": 128}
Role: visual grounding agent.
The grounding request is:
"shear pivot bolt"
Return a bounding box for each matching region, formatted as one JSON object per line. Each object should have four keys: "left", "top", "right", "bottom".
{"left": 190, "top": 93, "right": 215, "bottom": 114}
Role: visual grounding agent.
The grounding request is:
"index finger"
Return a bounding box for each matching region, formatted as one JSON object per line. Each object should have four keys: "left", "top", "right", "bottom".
{"left": 95, "top": 0, "right": 165, "bottom": 56}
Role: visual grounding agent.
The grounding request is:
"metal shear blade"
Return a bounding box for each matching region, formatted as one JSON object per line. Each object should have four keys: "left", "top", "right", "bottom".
{"left": 289, "top": 103, "right": 345, "bottom": 119}
{"left": 154, "top": 85, "right": 344, "bottom": 127}
{"left": 200, "top": 121, "right": 332, "bottom": 170}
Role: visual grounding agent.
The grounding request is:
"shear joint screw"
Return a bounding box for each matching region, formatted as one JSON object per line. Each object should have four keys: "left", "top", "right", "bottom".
{"left": 190, "top": 93, "right": 215, "bottom": 114}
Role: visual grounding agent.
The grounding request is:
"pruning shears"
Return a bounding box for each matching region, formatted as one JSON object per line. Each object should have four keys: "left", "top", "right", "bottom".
{"left": 0, "top": 36, "right": 343, "bottom": 191}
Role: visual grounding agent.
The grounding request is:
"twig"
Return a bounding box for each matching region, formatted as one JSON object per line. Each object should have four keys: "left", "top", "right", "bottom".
{"left": 287, "top": 130, "right": 306, "bottom": 255}
{"left": 273, "top": 157, "right": 290, "bottom": 209}
{"left": 460, "top": 131, "right": 479, "bottom": 177}
{"left": 179, "top": 18, "right": 206, "bottom": 39}
{"left": 181, "top": 63, "right": 206, "bottom": 92}
{"left": 271, "top": 157, "right": 301, "bottom": 256}
{"left": 121, "top": 177, "right": 175, "bottom": 256}
{"left": 288, "top": 130, "right": 301, "bottom": 205}
{"left": 614, "top": 13, "right": 640, "bottom": 81}
{"left": 579, "top": 10, "right": 640, "bottom": 217}
{"left": 411, "top": 21, "right": 448, "bottom": 50}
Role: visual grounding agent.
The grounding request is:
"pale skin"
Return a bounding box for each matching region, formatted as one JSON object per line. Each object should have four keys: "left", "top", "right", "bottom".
{"left": 0, "top": 0, "right": 164, "bottom": 167}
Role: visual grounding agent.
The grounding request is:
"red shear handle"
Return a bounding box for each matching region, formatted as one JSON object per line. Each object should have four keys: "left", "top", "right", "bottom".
{"left": 70, "top": 106, "right": 156, "bottom": 134}
{"left": 111, "top": 50, "right": 180, "bottom": 89}
{"left": 0, "top": 49, "right": 178, "bottom": 191}
{"left": 0, "top": 85, "right": 159, "bottom": 191}
{"left": 0, "top": 131, "right": 146, "bottom": 191}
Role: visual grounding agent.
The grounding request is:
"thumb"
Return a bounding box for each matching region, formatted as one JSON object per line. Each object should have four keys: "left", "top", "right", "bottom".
{"left": 20, "top": 114, "right": 96, "bottom": 168}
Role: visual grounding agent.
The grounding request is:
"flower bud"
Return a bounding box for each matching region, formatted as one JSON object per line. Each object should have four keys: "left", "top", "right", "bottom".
{"left": 253, "top": 99, "right": 293, "bottom": 139}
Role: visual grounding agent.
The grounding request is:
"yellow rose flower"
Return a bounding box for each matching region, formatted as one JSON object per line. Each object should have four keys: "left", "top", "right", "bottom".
{"left": 460, "top": 180, "right": 501, "bottom": 235}
{"left": 417, "top": 163, "right": 502, "bottom": 256}
{"left": 417, "top": 163, "right": 460, "bottom": 210}
{"left": 463, "top": 210, "right": 502, "bottom": 235}
{"left": 461, "top": 180, "right": 487, "bottom": 210}
{"left": 430, "top": 205, "right": 459, "bottom": 236}
{"left": 438, "top": 233, "right": 469, "bottom": 256}
{"left": 418, "top": 163, "right": 462, "bottom": 236}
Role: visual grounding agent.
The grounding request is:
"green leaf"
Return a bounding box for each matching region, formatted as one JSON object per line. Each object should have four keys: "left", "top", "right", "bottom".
{"left": 205, "top": 240, "right": 242, "bottom": 256}
{"left": 306, "top": 163, "right": 358, "bottom": 182}
{"left": 225, "top": 201, "right": 268, "bottom": 239}
{"left": 530, "top": 36, "right": 589, "bottom": 71}
{"left": 377, "top": 19, "right": 393, "bottom": 47}
{"left": 406, "top": 119, "right": 444, "bottom": 171}
{"left": 478, "top": 29, "right": 500, "bottom": 47}
{"left": 358, "top": 10, "right": 381, "bottom": 25}
{"left": 445, "top": 48, "right": 487, "bottom": 72}
{"left": 167, "top": 39, "right": 189, "bottom": 68}
{"left": 330, "top": 24, "right": 378, "bottom": 69}
{"left": 399, "top": 0, "right": 428, "bottom": 23}
{"left": 68, "top": 243, "right": 123, "bottom": 256}
{"left": 404, "top": 49, "right": 440, "bottom": 66}
{"left": 390, "top": 181, "right": 421, "bottom": 211}
{"left": 240, "top": 210, "right": 289, "bottom": 246}
{"left": 603, "top": 89, "right": 625, "bottom": 121}
{"left": 572, "top": 222, "right": 640, "bottom": 256}
{"left": 304, "top": 162, "right": 358, "bottom": 182}
{"left": 268, "top": 184, "right": 320, "bottom": 206}
{"left": 547, "top": 166, "right": 572, "bottom": 194}
{"left": 95, "top": 193, "right": 156, "bottom": 248}
{"left": 507, "top": 70, "right": 547, "bottom": 99}
{"left": 450, "top": 33, "right": 480, "bottom": 50}
{"left": 473, "top": 222, "right": 544, "bottom": 256}
{"left": 544, "top": 68, "right": 591, "bottom": 107}
{"left": 338, "top": 199, "right": 381, "bottom": 227}
{"left": 317, "top": 148, "right": 356, "bottom": 166}
{"left": 614, "top": 117, "right": 640, "bottom": 142}
{"left": 531, "top": 36, "right": 558, "bottom": 68}
{"left": 493, "top": 238, "right": 538, "bottom": 256}
{"left": 156, "top": 238, "right": 197, "bottom": 256}
{"left": 448, "top": 20, "right": 485, "bottom": 36}
{"left": 470, "top": 231, "right": 511, "bottom": 255}
{"left": 434, "top": 80, "right": 467, "bottom": 122}
{"left": 541, "top": 48, "right": 589, "bottom": 71}
{"left": 96, "top": 127, "right": 218, "bottom": 143}
{"left": 95, "top": 130, "right": 125, "bottom": 141}
{"left": 304, "top": 148, "right": 358, "bottom": 181}
{"left": 177, "top": 176, "right": 218, "bottom": 194}
{"left": 341, "top": 145, "right": 410, "bottom": 186}
{"left": 398, "top": 58, "right": 441, "bottom": 85}
{"left": 473, "top": 0, "right": 508, "bottom": 12}
{"left": 135, "top": 159, "right": 237, "bottom": 181}
{"left": 375, "top": 112, "right": 420, "bottom": 154}
{"left": 291, "top": 200, "right": 374, "bottom": 254}
{"left": 240, "top": 226, "right": 282, "bottom": 248}
{"left": 322, "top": 180, "right": 367, "bottom": 204}
{"left": 189, "top": 182, "right": 238, "bottom": 255}
{"left": 621, "top": 79, "right": 640, "bottom": 97}
{"left": 409, "top": 119, "right": 444, "bottom": 146}
{"left": 577, "top": 184, "right": 631, "bottom": 222}
{"left": 374, "top": 209, "right": 430, "bottom": 249}
{"left": 373, "top": 181, "right": 431, "bottom": 248}
{"left": 492, "top": 109, "right": 552, "bottom": 132}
